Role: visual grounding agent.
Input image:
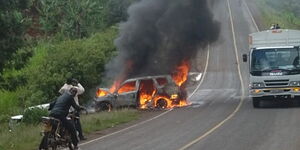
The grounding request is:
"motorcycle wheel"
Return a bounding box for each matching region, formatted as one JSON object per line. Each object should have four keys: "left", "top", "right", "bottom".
{"left": 68, "top": 141, "right": 74, "bottom": 150}
{"left": 39, "top": 133, "right": 49, "bottom": 150}
{"left": 51, "top": 145, "right": 57, "bottom": 150}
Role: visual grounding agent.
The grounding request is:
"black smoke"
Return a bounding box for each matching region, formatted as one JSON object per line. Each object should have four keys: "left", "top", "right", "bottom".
{"left": 106, "top": 0, "right": 220, "bottom": 81}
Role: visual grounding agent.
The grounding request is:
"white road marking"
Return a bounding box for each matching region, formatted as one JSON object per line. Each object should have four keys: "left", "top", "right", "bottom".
{"left": 178, "top": 0, "right": 246, "bottom": 149}
{"left": 243, "top": 0, "right": 260, "bottom": 32}
{"left": 188, "top": 45, "right": 210, "bottom": 100}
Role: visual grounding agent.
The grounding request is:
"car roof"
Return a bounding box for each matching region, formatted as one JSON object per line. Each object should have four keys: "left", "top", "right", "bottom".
{"left": 124, "top": 75, "right": 171, "bottom": 82}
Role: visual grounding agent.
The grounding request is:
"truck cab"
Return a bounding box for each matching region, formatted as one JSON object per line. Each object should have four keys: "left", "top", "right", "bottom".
{"left": 243, "top": 29, "right": 300, "bottom": 108}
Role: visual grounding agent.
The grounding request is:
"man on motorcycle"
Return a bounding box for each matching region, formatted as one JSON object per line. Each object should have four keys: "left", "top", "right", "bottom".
{"left": 59, "top": 78, "right": 86, "bottom": 140}
{"left": 49, "top": 87, "right": 83, "bottom": 150}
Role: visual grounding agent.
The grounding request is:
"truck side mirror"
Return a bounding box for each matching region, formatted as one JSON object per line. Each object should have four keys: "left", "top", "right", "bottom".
{"left": 242, "top": 54, "right": 248, "bottom": 62}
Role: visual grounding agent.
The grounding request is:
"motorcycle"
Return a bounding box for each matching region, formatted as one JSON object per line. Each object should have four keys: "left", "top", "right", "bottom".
{"left": 38, "top": 111, "right": 80, "bottom": 150}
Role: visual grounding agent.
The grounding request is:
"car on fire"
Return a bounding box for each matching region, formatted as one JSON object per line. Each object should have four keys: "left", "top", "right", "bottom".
{"left": 94, "top": 75, "right": 187, "bottom": 111}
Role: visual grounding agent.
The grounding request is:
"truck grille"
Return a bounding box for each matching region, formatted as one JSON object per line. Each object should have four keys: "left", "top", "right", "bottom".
{"left": 264, "top": 79, "right": 289, "bottom": 87}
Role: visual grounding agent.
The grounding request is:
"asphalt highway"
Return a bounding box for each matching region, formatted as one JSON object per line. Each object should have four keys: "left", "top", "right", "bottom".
{"left": 81, "top": 0, "right": 300, "bottom": 150}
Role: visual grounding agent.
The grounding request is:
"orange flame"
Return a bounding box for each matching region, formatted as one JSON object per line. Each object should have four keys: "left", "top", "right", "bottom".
{"left": 117, "top": 81, "right": 136, "bottom": 94}
{"left": 153, "top": 95, "right": 189, "bottom": 109}
{"left": 138, "top": 60, "right": 190, "bottom": 109}
{"left": 139, "top": 91, "right": 156, "bottom": 109}
{"left": 109, "top": 80, "right": 121, "bottom": 93}
{"left": 139, "top": 80, "right": 156, "bottom": 109}
{"left": 153, "top": 96, "right": 173, "bottom": 109}
{"left": 172, "top": 60, "right": 190, "bottom": 86}
{"left": 178, "top": 99, "right": 188, "bottom": 106}
{"left": 98, "top": 59, "right": 190, "bottom": 109}
{"left": 109, "top": 60, "right": 133, "bottom": 93}
{"left": 96, "top": 89, "right": 109, "bottom": 97}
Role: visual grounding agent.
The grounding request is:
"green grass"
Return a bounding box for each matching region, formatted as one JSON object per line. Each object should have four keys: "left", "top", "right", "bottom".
{"left": 81, "top": 109, "right": 139, "bottom": 134}
{"left": 0, "top": 124, "right": 41, "bottom": 150}
{"left": 255, "top": 0, "right": 300, "bottom": 29}
{"left": 0, "top": 109, "right": 139, "bottom": 150}
{"left": 0, "top": 90, "right": 23, "bottom": 123}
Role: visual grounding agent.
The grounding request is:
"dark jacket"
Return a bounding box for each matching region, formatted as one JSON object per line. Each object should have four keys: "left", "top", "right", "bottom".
{"left": 49, "top": 92, "right": 81, "bottom": 117}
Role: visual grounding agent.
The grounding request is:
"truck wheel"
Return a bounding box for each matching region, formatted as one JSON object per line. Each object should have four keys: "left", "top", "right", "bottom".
{"left": 252, "top": 97, "right": 261, "bottom": 108}
{"left": 156, "top": 99, "right": 168, "bottom": 109}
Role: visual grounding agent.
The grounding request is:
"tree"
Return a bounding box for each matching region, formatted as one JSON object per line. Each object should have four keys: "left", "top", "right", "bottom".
{"left": 19, "top": 28, "right": 117, "bottom": 105}
{"left": 0, "top": 0, "right": 30, "bottom": 72}
{"left": 35, "top": 0, "right": 138, "bottom": 38}
{"left": 36, "top": 0, "right": 107, "bottom": 38}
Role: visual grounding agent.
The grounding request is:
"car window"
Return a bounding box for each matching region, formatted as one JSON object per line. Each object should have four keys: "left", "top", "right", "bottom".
{"left": 117, "top": 81, "right": 136, "bottom": 94}
{"left": 156, "top": 77, "right": 168, "bottom": 86}
{"left": 139, "top": 79, "right": 155, "bottom": 93}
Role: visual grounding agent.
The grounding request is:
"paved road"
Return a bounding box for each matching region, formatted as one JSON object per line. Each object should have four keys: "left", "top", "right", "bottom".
{"left": 81, "top": 0, "right": 300, "bottom": 150}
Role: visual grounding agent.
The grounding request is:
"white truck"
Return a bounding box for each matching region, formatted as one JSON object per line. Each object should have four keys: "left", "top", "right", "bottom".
{"left": 243, "top": 29, "right": 300, "bottom": 108}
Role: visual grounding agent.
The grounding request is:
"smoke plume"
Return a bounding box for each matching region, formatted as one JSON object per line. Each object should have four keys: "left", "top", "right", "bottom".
{"left": 106, "top": 0, "right": 220, "bottom": 81}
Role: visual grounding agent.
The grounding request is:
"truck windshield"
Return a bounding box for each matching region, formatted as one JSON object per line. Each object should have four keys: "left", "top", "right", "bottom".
{"left": 250, "top": 47, "right": 300, "bottom": 76}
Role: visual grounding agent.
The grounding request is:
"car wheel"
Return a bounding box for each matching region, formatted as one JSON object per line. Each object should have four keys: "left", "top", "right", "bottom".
{"left": 97, "top": 102, "right": 112, "bottom": 112}
{"left": 156, "top": 99, "right": 168, "bottom": 109}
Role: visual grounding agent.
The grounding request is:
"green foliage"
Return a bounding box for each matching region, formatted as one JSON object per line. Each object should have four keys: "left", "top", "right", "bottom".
{"left": 265, "top": 0, "right": 300, "bottom": 16}
{"left": 257, "top": 0, "right": 300, "bottom": 29}
{"left": 3, "top": 28, "right": 118, "bottom": 106}
{"left": 5, "top": 46, "right": 34, "bottom": 70}
{"left": 0, "top": 109, "right": 138, "bottom": 150}
{"left": 0, "top": 47, "right": 34, "bottom": 90}
{"left": 0, "top": 90, "right": 22, "bottom": 122}
{"left": 0, "top": 123, "right": 41, "bottom": 150}
{"left": 102, "top": 0, "right": 138, "bottom": 26}
{"left": 0, "top": 0, "right": 138, "bottom": 119}
{"left": 36, "top": 0, "right": 100, "bottom": 37}
{"left": 23, "top": 107, "right": 48, "bottom": 124}
{"left": 1, "top": 69, "right": 26, "bottom": 91}
{"left": 0, "top": 0, "right": 31, "bottom": 10}
{"left": 35, "top": 0, "right": 137, "bottom": 38}
{"left": 81, "top": 109, "right": 138, "bottom": 133}
{"left": 0, "top": 90, "right": 19, "bottom": 114}
{"left": 0, "top": 27, "right": 117, "bottom": 110}
{"left": 0, "top": 0, "right": 31, "bottom": 72}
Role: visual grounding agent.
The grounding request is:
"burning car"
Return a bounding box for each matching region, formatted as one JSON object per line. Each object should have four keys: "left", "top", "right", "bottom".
{"left": 94, "top": 75, "right": 187, "bottom": 111}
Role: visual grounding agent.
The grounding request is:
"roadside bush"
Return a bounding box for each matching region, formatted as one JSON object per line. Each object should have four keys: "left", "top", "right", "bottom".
{"left": 258, "top": 0, "right": 300, "bottom": 29}
{"left": 0, "top": 90, "right": 23, "bottom": 123}
{"left": 0, "top": 114, "right": 10, "bottom": 124}
{"left": 21, "top": 28, "right": 116, "bottom": 106}
{"left": 23, "top": 107, "right": 49, "bottom": 124}
{"left": 0, "top": 27, "right": 117, "bottom": 117}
